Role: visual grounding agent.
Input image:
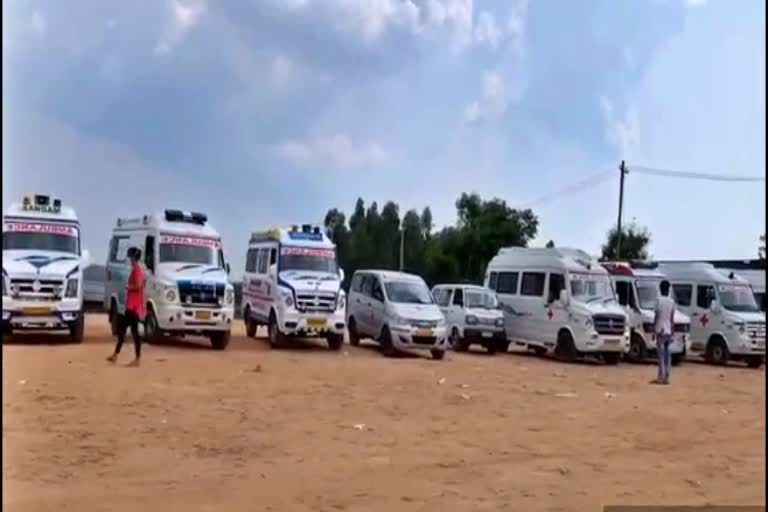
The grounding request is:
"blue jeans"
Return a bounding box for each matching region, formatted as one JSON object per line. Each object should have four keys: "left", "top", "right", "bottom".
{"left": 657, "top": 333, "right": 672, "bottom": 382}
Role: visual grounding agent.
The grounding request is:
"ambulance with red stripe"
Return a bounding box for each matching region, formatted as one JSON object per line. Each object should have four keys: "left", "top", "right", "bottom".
{"left": 2, "top": 194, "right": 92, "bottom": 342}
{"left": 242, "top": 225, "right": 346, "bottom": 350}
{"left": 105, "top": 210, "right": 235, "bottom": 350}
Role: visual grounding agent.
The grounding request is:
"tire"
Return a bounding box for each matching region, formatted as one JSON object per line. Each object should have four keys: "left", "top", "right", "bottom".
{"left": 671, "top": 354, "right": 684, "bottom": 366}
{"left": 627, "top": 334, "right": 647, "bottom": 363}
{"left": 450, "top": 327, "right": 469, "bottom": 352}
{"left": 746, "top": 355, "right": 764, "bottom": 369}
{"left": 554, "top": 330, "right": 578, "bottom": 362}
{"left": 484, "top": 343, "right": 497, "bottom": 355}
{"left": 1, "top": 323, "right": 12, "bottom": 342}
{"left": 430, "top": 349, "right": 445, "bottom": 360}
{"left": 327, "top": 333, "right": 344, "bottom": 351}
{"left": 532, "top": 346, "right": 547, "bottom": 357}
{"left": 705, "top": 337, "right": 729, "bottom": 365}
{"left": 603, "top": 352, "right": 620, "bottom": 365}
{"left": 144, "top": 308, "right": 162, "bottom": 344}
{"left": 267, "top": 312, "right": 285, "bottom": 349}
{"left": 379, "top": 326, "right": 395, "bottom": 357}
{"left": 494, "top": 339, "right": 509, "bottom": 354}
{"left": 69, "top": 314, "right": 85, "bottom": 343}
{"left": 348, "top": 317, "right": 361, "bottom": 347}
{"left": 209, "top": 331, "right": 231, "bottom": 350}
{"left": 244, "top": 307, "right": 257, "bottom": 338}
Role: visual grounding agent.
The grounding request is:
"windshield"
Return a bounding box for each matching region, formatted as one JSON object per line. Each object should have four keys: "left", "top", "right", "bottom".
{"left": 280, "top": 246, "right": 338, "bottom": 273}
{"left": 159, "top": 235, "right": 220, "bottom": 266}
{"left": 636, "top": 279, "right": 661, "bottom": 311}
{"left": 2, "top": 222, "right": 80, "bottom": 254}
{"left": 570, "top": 273, "right": 615, "bottom": 303}
{"left": 718, "top": 284, "right": 760, "bottom": 313}
{"left": 466, "top": 290, "right": 499, "bottom": 309}
{"left": 385, "top": 280, "right": 433, "bottom": 305}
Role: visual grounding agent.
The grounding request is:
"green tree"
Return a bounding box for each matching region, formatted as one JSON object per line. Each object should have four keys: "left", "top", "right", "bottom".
{"left": 600, "top": 222, "right": 651, "bottom": 261}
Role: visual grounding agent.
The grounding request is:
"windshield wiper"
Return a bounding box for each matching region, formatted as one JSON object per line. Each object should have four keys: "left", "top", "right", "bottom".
{"left": 176, "top": 264, "right": 203, "bottom": 272}
{"left": 202, "top": 267, "right": 225, "bottom": 274}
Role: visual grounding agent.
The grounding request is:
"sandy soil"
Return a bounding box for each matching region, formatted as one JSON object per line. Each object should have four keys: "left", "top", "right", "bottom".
{"left": 2, "top": 314, "right": 765, "bottom": 512}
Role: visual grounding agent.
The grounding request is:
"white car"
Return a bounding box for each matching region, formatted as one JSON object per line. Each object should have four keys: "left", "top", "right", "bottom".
{"left": 431, "top": 284, "right": 507, "bottom": 354}
{"left": 346, "top": 270, "right": 448, "bottom": 359}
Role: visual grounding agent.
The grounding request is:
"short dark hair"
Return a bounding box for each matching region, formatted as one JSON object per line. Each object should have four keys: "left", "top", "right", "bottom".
{"left": 127, "top": 247, "right": 141, "bottom": 261}
{"left": 660, "top": 280, "right": 671, "bottom": 296}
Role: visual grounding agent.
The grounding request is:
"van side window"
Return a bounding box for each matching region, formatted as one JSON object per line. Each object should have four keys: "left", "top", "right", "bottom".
{"left": 361, "top": 275, "right": 373, "bottom": 297}
{"left": 488, "top": 272, "right": 499, "bottom": 290}
{"left": 270, "top": 248, "right": 277, "bottom": 266}
{"left": 453, "top": 288, "right": 464, "bottom": 307}
{"left": 697, "top": 285, "right": 716, "bottom": 309}
{"left": 497, "top": 272, "right": 519, "bottom": 294}
{"left": 520, "top": 272, "right": 546, "bottom": 297}
{"left": 371, "top": 279, "right": 385, "bottom": 302}
{"left": 350, "top": 273, "right": 363, "bottom": 293}
{"left": 257, "top": 249, "right": 269, "bottom": 274}
{"left": 144, "top": 236, "right": 155, "bottom": 272}
{"left": 672, "top": 284, "right": 693, "bottom": 306}
{"left": 109, "top": 236, "right": 131, "bottom": 263}
{"left": 547, "top": 273, "right": 565, "bottom": 303}
{"left": 615, "top": 281, "right": 631, "bottom": 307}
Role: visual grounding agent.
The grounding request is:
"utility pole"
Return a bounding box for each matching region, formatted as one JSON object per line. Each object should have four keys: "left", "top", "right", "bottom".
{"left": 399, "top": 228, "right": 405, "bottom": 271}
{"left": 615, "top": 160, "right": 628, "bottom": 260}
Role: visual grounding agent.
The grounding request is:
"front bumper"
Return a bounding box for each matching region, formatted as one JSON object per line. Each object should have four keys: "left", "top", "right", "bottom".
{"left": 2, "top": 297, "right": 82, "bottom": 330}
{"left": 391, "top": 324, "right": 448, "bottom": 351}
{"left": 155, "top": 302, "right": 234, "bottom": 332}
{"left": 280, "top": 310, "right": 346, "bottom": 336}
{"left": 580, "top": 331, "right": 630, "bottom": 353}
{"left": 463, "top": 327, "right": 507, "bottom": 343}
{"left": 730, "top": 336, "right": 766, "bottom": 355}
{"left": 646, "top": 333, "right": 688, "bottom": 355}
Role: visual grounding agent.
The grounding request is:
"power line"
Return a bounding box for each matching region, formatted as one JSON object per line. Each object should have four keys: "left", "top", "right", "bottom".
{"left": 521, "top": 169, "right": 615, "bottom": 208}
{"left": 628, "top": 164, "right": 766, "bottom": 182}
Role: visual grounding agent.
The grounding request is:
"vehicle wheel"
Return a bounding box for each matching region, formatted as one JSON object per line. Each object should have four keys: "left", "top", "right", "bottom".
{"left": 705, "top": 337, "right": 729, "bottom": 365}
{"left": 603, "top": 352, "right": 620, "bottom": 365}
{"left": 327, "top": 333, "right": 344, "bottom": 351}
{"left": 627, "top": 334, "right": 646, "bottom": 363}
{"left": 144, "top": 308, "right": 162, "bottom": 344}
{"left": 379, "top": 326, "right": 395, "bottom": 357}
{"left": 746, "top": 355, "right": 764, "bottom": 369}
{"left": 244, "top": 307, "right": 257, "bottom": 338}
{"left": 450, "top": 327, "right": 469, "bottom": 352}
{"left": 69, "top": 314, "right": 85, "bottom": 343}
{"left": 209, "top": 331, "right": 230, "bottom": 350}
{"left": 494, "top": 339, "right": 509, "bottom": 353}
{"left": 348, "top": 317, "right": 361, "bottom": 347}
{"left": 430, "top": 349, "right": 445, "bottom": 360}
{"left": 555, "top": 331, "right": 578, "bottom": 362}
{"left": 268, "top": 312, "right": 285, "bottom": 349}
{"left": 1, "top": 323, "right": 12, "bottom": 342}
{"left": 671, "top": 354, "right": 684, "bottom": 366}
{"left": 109, "top": 301, "right": 119, "bottom": 336}
{"left": 484, "top": 343, "right": 497, "bottom": 355}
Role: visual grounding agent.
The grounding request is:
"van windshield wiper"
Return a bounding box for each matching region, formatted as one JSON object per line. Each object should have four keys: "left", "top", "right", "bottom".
{"left": 176, "top": 264, "right": 202, "bottom": 272}
{"left": 202, "top": 267, "right": 225, "bottom": 274}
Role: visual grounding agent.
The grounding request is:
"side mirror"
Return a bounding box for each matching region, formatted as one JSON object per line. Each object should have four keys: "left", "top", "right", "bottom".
{"left": 226, "top": 262, "right": 231, "bottom": 275}
{"left": 338, "top": 268, "right": 345, "bottom": 282}
{"left": 559, "top": 289, "right": 569, "bottom": 305}
{"left": 268, "top": 263, "right": 277, "bottom": 279}
{"left": 710, "top": 300, "right": 721, "bottom": 314}
{"left": 81, "top": 249, "right": 92, "bottom": 268}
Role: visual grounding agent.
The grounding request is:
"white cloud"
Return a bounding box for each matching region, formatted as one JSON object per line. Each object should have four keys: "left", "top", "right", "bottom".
{"left": 155, "top": 0, "right": 206, "bottom": 55}
{"left": 274, "top": 134, "right": 388, "bottom": 169}
{"left": 686, "top": 0, "right": 706, "bottom": 7}
{"left": 507, "top": 0, "right": 528, "bottom": 54}
{"left": 599, "top": 96, "right": 639, "bottom": 156}
{"left": 30, "top": 11, "right": 48, "bottom": 36}
{"left": 473, "top": 11, "right": 501, "bottom": 49}
{"left": 463, "top": 70, "right": 511, "bottom": 124}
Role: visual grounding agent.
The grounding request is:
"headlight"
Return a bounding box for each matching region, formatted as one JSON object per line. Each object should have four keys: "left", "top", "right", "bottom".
{"left": 393, "top": 315, "right": 410, "bottom": 326}
{"left": 65, "top": 278, "right": 79, "bottom": 298}
{"left": 734, "top": 322, "right": 746, "bottom": 335}
{"left": 225, "top": 288, "right": 235, "bottom": 305}
{"left": 495, "top": 317, "right": 504, "bottom": 327}
{"left": 165, "top": 288, "right": 177, "bottom": 302}
{"left": 336, "top": 293, "right": 346, "bottom": 310}
{"left": 465, "top": 314, "right": 478, "bottom": 325}
{"left": 281, "top": 289, "right": 294, "bottom": 308}
{"left": 585, "top": 317, "right": 593, "bottom": 328}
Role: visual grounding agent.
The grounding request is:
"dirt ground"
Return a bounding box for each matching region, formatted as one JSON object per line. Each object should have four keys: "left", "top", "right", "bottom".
{"left": 2, "top": 314, "right": 765, "bottom": 512}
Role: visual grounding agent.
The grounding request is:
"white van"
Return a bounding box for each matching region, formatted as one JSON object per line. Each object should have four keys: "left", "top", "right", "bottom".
{"left": 656, "top": 262, "right": 765, "bottom": 368}
{"left": 431, "top": 284, "right": 506, "bottom": 354}
{"left": 602, "top": 262, "right": 691, "bottom": 364}
{"left": 346, "top": 270, "right": 447, "bottom": 359}
{"left": 2, "top": 194, "right": 91, "bottom": 342}
{"left": 242, "top": 225, "right": 346, "bottom": 350}
{"left": 485, "top": 247, "right": 629, "bottom": 364}
{"left": 105, "top": 210, "right": 235, "bottom": 350}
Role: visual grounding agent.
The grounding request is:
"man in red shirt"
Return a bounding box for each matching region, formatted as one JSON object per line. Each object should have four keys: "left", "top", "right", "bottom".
{"left": 107, "top": 247, "right": 145, "bottom": 366}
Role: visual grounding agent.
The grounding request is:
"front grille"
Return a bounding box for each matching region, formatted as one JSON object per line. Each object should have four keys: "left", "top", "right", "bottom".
{"left": 10, "top": 278, "right": 63, "bottom": 300}
{"left": 178, "top": 281, "right": 224, "bottom": 307}
{"left": 593, "top": 314, "right": 626, "bottom": 336}
{"left": 411, "top": 336, "right": 436, "bottom": 345}
{"left": 296, "top": 292, "right": 337, "bottom": 313}
{"left": 411, "top": 319, "right": 438, "bottom": 329}
{"left": 478, "top": 317, "right": 499, "bottom": 326}
{"left": 747, "top": 322, "right": 766, "bottom": 340}
{"left": 674, "top": 323, "right": 690, "bottom": 333}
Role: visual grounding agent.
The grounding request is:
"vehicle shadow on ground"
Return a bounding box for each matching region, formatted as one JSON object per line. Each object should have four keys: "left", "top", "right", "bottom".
{"left": 683, "top": 358, "right": 764, "bottom": 372}
{"left": 500, "top": 348, "right": 613, "bottom": 367}
{"left": 350, "top": 339, "right": 445, "bottom": 361}
{"left": 2, "top": 334, "right": 78, "bottom": 345}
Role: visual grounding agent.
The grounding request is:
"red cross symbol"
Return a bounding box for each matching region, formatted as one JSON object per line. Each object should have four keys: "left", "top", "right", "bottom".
{"left": 547, "top": 308, "right": 554, "bottom": 320}
{"left": 700, "top": 314, "right": 709, "bottom": 327}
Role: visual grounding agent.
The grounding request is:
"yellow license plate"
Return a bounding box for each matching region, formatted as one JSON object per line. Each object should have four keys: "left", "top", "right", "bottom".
{"left": 604, "top": 338, "right": 620, "bottom": 345}
{"left": 307, "top": 318, "right": 327, "bottom": 329}
{"left": 416, "top": 328, "right": 432, "bottom": 337}
{"left": 23, "top": 307, "right": 51, "bottom": 316}
{"left": 195, "top": 310, "right": 212, "bottom": 320}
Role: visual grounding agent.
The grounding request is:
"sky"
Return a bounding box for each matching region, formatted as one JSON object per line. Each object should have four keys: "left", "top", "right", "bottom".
{"left": 3, "top": 0, "right": 765, "bottom": 276}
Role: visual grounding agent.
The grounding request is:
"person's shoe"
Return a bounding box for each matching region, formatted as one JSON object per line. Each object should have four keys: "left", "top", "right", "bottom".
{"left": 127, "top": 358, "right": 140, "bottom": 367}
{"left": 106, "top": 354, "right": 118, "bottom": 363}
{"left": 650, "top": 378, "right": 664, "bottom": 385}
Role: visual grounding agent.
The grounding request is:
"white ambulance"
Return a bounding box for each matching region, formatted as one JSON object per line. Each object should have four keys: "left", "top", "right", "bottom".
{"left": 485, "top": 247, "right": 629, "bottom": 364}
{"left": 656, "top": 262, "right": 765, "bottom": 368}
{"left": 242, "top": 225, "right": 346, "bottom": 350}
{"left": 601, "top": 262, "right": 691, "bottom": 365}
{"left": 104, "top": 210, "right": 235, "bottom": 350}
{"left": 2, "top": 194, "right": 91, "bottom": 342}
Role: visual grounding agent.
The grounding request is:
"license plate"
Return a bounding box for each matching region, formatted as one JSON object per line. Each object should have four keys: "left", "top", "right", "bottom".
{"left": 195, "top": 310, "right": 212, "bottom": 320}
{"left": 23, "top": 307, "right": 51, "bottom": 316}
{"left": 416, "top": 328, "right": 432, "bottom": 337}
{"left": 604, "top": 338, "right": 620, "bottom": 345}
{"left": 481, "top": 331, "right": 493, "bottom": 338}
{"left": 307, "top": 318, "right": 327, "bottom": 329}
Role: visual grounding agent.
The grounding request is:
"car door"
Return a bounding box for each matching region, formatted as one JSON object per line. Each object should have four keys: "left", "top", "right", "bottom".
{"left": 692, "top": 282, "right": 717, "bottom": 349}
{"left": 544, "top": 272, "right": 566, "bottom": 346}
{"left": 671, "top": 282, "right": 701, "bottom": 351}
{"left": 353, "top": 274, "right": 373, "bottom": 336}
{"left": 369, "top": 277, "right": 387, "bottom": 338}
{"left": 517, "top": 271, "right": 547, "bottom": 344}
